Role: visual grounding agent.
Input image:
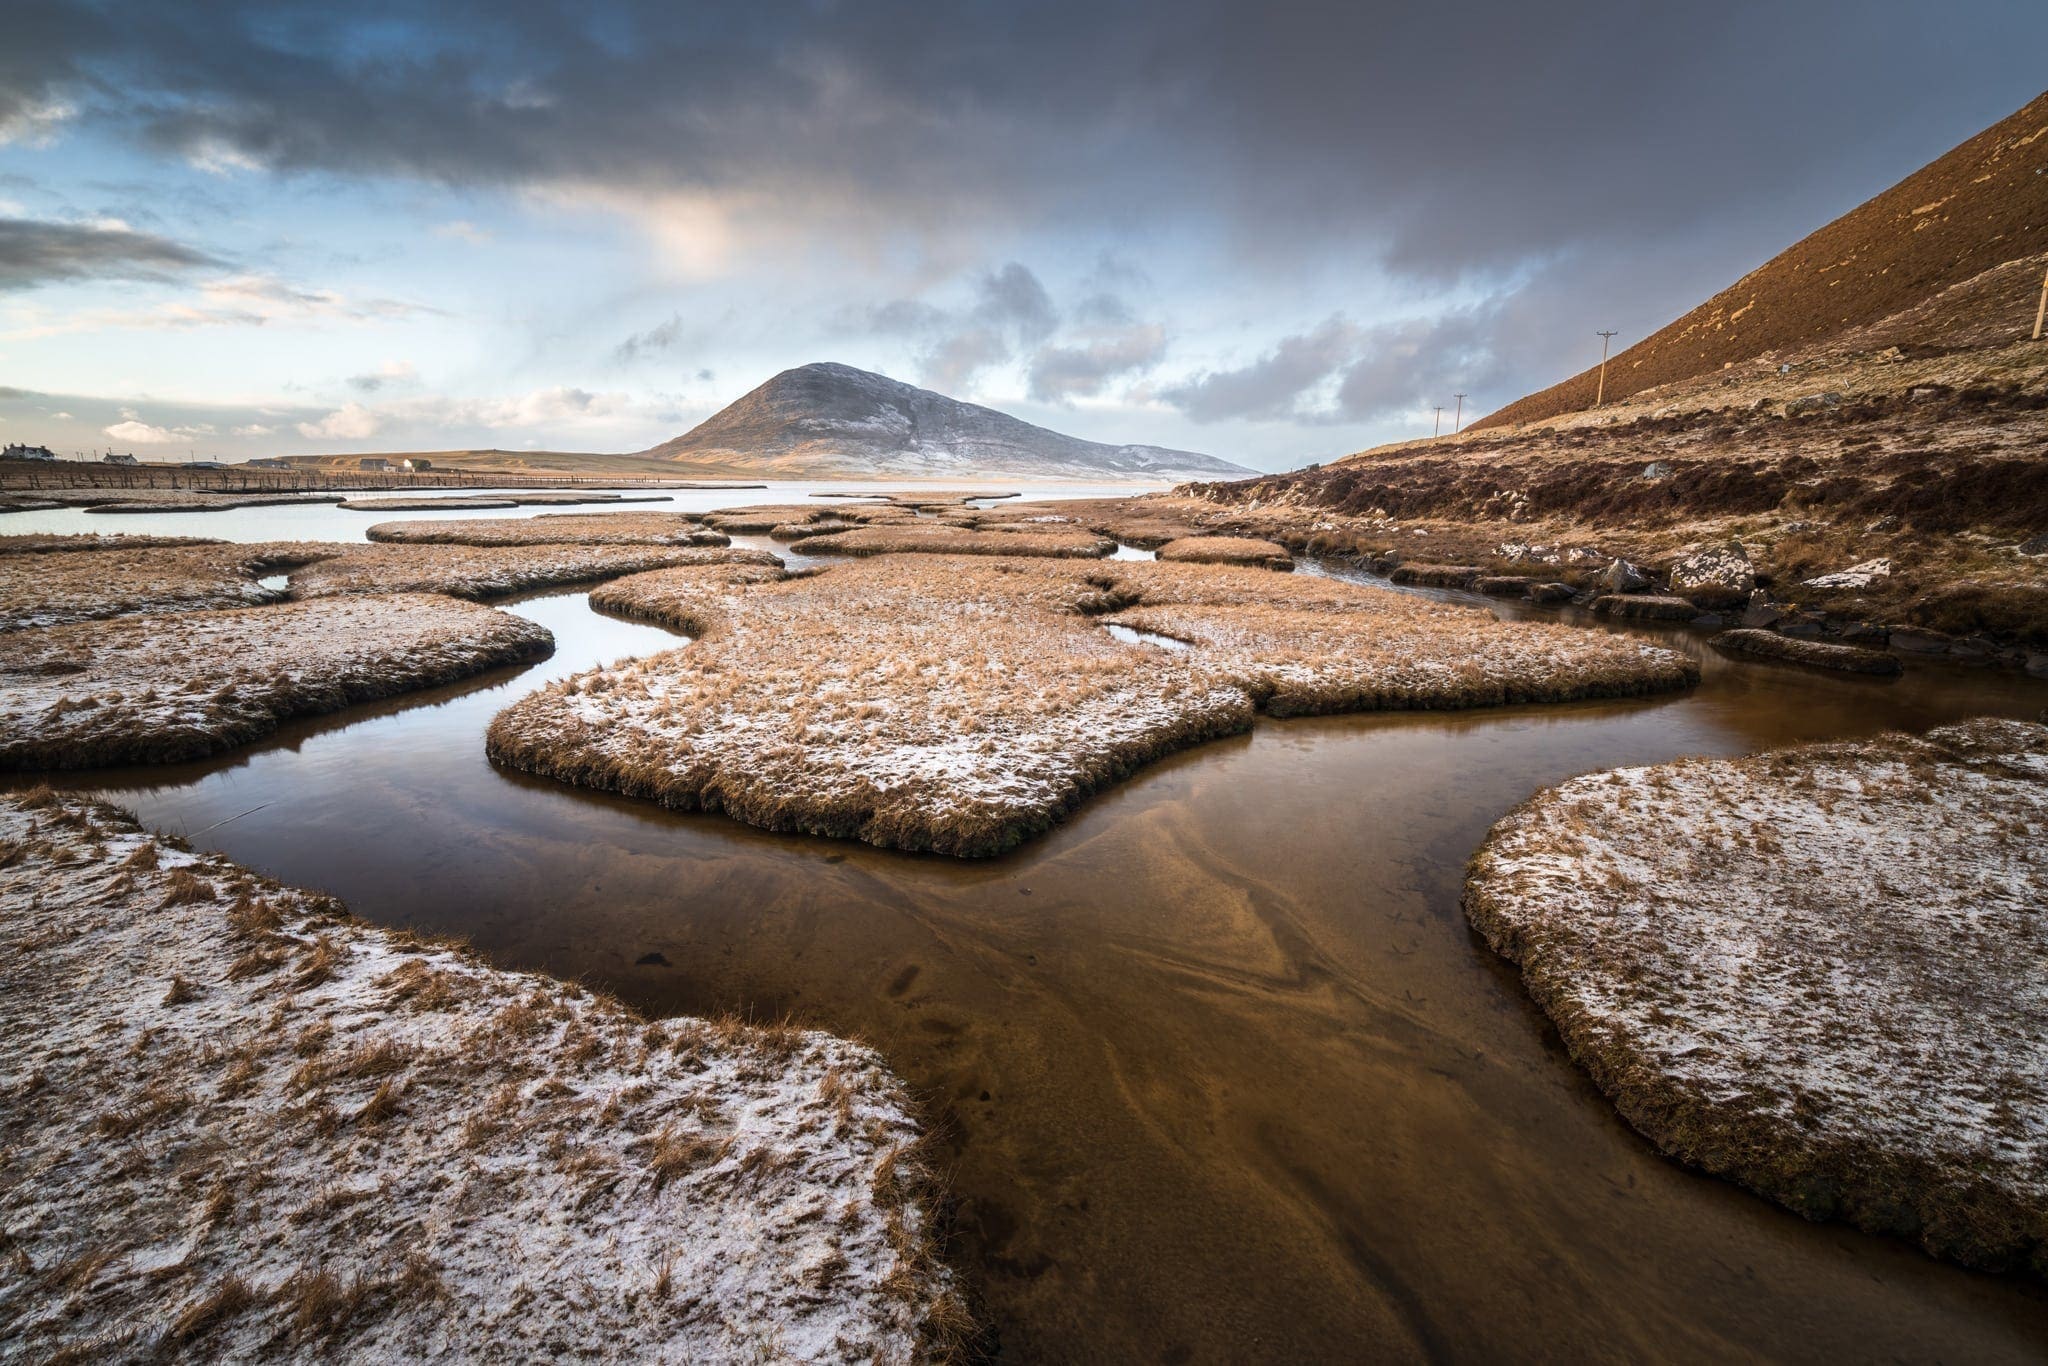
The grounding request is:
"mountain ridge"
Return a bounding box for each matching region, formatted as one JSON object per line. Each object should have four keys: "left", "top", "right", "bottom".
{"left": 641, "top": 362, "right": 1254, "bottom": 480}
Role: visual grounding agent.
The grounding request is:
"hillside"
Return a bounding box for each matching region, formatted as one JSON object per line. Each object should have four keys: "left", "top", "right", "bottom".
{"left": 1478, "top": 91, "right": 2048, "bottom": 429}
{"left": 642, "top": 363, "right": 1253, "bottom": 481}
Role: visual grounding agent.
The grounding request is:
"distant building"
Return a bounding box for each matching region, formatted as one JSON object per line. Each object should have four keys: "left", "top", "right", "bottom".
{"left": 189, "top": 461, "right": 225, "bottom": 470}
{"left": 403, "top": 457, "right": 433, "bottom": 471}
{"left": 102, "top": 452, "right": 138, "bottom": 466}
{"left": 2, "top": 443, "right": 56, "bottom": 461}
{"left": 359, "top": 457, "right": 393, "bottom": 471}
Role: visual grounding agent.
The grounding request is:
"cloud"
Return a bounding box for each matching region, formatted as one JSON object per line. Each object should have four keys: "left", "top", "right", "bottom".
{"left": 614, "top": 314, "right": 687, "bottom": 364}
{"left": 915, "top": 262, "right": 1061, "bottom": 391}
{"left": 0, "top": 217, "right": 225, "bottom": 291}
{"left": 103, "top": 418, "right": 182, "bottom": 443}
{"left": 1028, "top": 323, "right": 1168, "bottom": 402}
{"left": 0, "top": 273, "right": 436, "bottom": 338}
{"left": 347, "top": 359, "right": 418, "bottom": 393}
{"left": 1162, "top": 317, "right": 1364, "bottom": 423}
{"left": 296, "top": 403, "right": 381, "bottom": 440}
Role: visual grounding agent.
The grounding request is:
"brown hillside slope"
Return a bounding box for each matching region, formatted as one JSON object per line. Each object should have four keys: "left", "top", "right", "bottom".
{"left": 1477, "top": 90, "right": 2048, "bottom": 429}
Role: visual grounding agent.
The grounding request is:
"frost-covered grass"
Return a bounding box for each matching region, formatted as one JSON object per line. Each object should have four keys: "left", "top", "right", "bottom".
{"left": 1709, "top": 627, "right": 1902, "bottom": 675}
{"left": 794, "top": 525, "right": 1116, "bottom": 560}
{"left": 364, "top": 513, "right": 727, "bottom": 547}
{"left": 1154, "top": 536, "right": 1293, "bottom": 570}
{"left": 488, "top": 556, "right": 1693, "bottom": 855}
{"left": 289, "top": 544, "right": 779, "bottom": 601}
{"left": 0, "top": 595, "right": 552, "bottom": 769}
{"left": 0, "top": 542, "right": 345, "bottom": 633}
{"left": 1464, "top": 719, "right": 2048, "bottom": 1272}
{"left": 0, "top": 791, "right": 967, "bottom": 1360}
{"left": 0, "top": 533, "right": 222, "bottom": 556}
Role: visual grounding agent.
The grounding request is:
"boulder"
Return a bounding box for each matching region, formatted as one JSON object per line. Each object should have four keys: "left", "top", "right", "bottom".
{"left": 1592, "top": 594, "right": 1698, "bottom": 622}
{"left": 1802, "top": 558, "right": 1891, "bottom": 590}
{"left": 1474, "top": 575, "right": 1533, "bottom": 597}
{"left": 1528, "top": 582, "right": 1576, "bottom": 605}
{"left": 1603, "top": 558, "right": 1652, "bottom": 593}
{"left": 1668, "top": 543, "right": 1756, "bottom": 608}
{"left": 1887, "top": 628, "right": 1955, "bottom": 655}
{"left": 1785, "top": 392, "right": 1843, "bottom": 417}
{"left": 2019, "top": 534, "right": 2048, "bottom": 557}
{"left": 1641, "top": 461, "right": 1672, "bottom": 481}
{"left": 1710, "top": 629, "right": 1902, "bottom": 676}
{"left": 1741, "top": 591, "right": 1783, "bottom": 629}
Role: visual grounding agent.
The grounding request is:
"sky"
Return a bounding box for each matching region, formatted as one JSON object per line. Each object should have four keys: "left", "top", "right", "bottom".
{"left": 2, "top": 2, "right": 2044, "bottom": 472}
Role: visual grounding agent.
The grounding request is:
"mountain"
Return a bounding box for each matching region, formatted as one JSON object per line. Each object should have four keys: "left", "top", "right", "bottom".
{"left": 641, "top": 363, "right": 1254, "bottom": 480}
{"left": 1478, "top": 90, "right": 2048, "bottom": 429}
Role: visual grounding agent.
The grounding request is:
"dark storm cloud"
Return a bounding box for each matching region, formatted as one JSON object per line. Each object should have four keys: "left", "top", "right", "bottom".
{"left": 0, "top": 217, "right": 224, "bottom": 291}
{"left": 613, "top": 314, "right": 688, "bottom": 364}
{"left": 7, "top": 1, "right": 2042, "bottom": 279}
{"left": 1028, "top": 323, "right": 1168, "bottom": 402}
{"left": 913, "top": 263, "right": 1063, "bottom": 391}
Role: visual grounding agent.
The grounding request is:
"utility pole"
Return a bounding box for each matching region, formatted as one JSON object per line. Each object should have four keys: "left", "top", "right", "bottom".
{"left": 2033, "top": 261, "right": 2047, "bottom": 341}
{"left": 1452, "top": 392, "right": 1467, "bottom": 432}
{"left": 1594, "top": 331, "right": 1619, "bottom": 407}
{"left": 1433, "top": 406, "right": 1444, "bottom": 438}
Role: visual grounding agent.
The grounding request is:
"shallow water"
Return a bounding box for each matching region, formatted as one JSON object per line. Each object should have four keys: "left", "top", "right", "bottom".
{"left": 10, "top": 495, "right": 2048, "bottom": 1361}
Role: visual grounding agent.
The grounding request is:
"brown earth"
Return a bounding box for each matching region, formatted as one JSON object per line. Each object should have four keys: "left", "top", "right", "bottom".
{"left": 1480, "top": 90, "right": 2048, "bottom": 428}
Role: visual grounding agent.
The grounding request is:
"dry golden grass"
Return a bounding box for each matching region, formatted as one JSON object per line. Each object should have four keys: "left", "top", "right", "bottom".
{"left": 288, "top": 543, "right": 778, "bottom": 601}
{"left": 0, "top": 542, "right": 345, "bottom": 633}
{"left": 1464, "top": 719, "right": 2048, "bottom": 1273}
{"left": 0, "top": 594, "right": 553, "bottom": 769}
{"left": 364, "top": 513, "right": 724, "bottom": 547}
{"left": 702, "top": 504, "right": 916, "bottom": 534}
{"left": 1155, "top": 536, "right": 1293, "bottom": 570}
{"left": 1709, "top": 627, "right": 1902, "bottom": 675}
{"left": 794, "top": 524, "right": 1116, "bottom": 559}
{"left": 490, "top": 554, "right": 1693, "bottom": 855}
{"left": 0, "top": 791, "right": 963, "bottom": 1359}
{"left": 0, "top": 532, "right": 222, "bottom": 556}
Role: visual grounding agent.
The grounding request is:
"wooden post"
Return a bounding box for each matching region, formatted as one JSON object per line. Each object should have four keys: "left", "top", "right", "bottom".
{"left": 1433, "top": 406, "right": 1444, "bottom": 438}
{"left": 1453, "top": 392, "right": 1467, "bottom": 432}
{"left": 1595, "top": 331, "right": 1619, "bottom": 407}
{"left": 2033, "top": 263, "right": 2048, "bottom": 341}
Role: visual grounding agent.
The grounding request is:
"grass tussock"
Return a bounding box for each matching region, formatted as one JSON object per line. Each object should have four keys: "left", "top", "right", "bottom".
{"left": 793, "top": 524, "right": 1116, "bottom": 560}
{"left": 364, "top": 512, "right": 725, "bottom": 548}
{"left": 1464, "top": 719, "right": 2048, "bottom": 1274}
{"left": 0, "top": 593, "right": 555, "bottom": 771}
{"left": 289, "top": 543, "right": 778, "bottom": 602}
{"left": 1154, "top": 536, "right": 1293, "bottom": 570}
{"left": 0, "top": 542, "right": 342, "bottom": 633}
{"left": 489, "top": 554, "right": 1693, "bottom": 856}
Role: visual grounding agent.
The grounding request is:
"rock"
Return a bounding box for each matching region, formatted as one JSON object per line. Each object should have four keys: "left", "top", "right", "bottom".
{"left": 1592, "top": 594, "right": 1698, "bottom": 621}
{"left": 1710, "top": 629, "right": 1903, "bottom": 676}
{"left": 1528, "top": 582, "right": 1576, "bottom": 605}
{"left": 1888, "top": 627, "right": 1955, "bottom": 655}
{"left": 2019, "top": 535, "right": 2048, "bottom": 557}
{"left": 1741, "top": 591, "right": 1783, "bottom": 628}
{"left": 1388, "top": 563, "right": 1482, "bottom": 588}
{"left": 1779, "top": 619, "right": 1823, "bottom": 637}
{"left": 1802, "top": 558, "right": 1891, "bottom": 590}
{"left": 1690, "top": 612, "right": 1727, "bottom": 628}
{"left": 1603, "top": 558, "right": 1651, "bottom": 593}
{"left": 1785, "top": 392, "right": 1843, "bottom": 417}
{"left": 2027, "top": 654, "right": 2048, "bottom": 680}
{"left": 1641, "top": 461, "right": 1672, "bottom": 480}
{"left": 1908, "top": 384, "right": 1950, "bottom": 402}
{"left": 1841, "top": 622, "right": 1889, "bottom": 646}
{"left": 1474, "top": 575, "right": 1533, "bottom": 596}
{"left": 1668, "top": 543, "right": 1756, "bottom": 607}
{"left": 1865, "top": 515, "right": 1900, "bottom": 534}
